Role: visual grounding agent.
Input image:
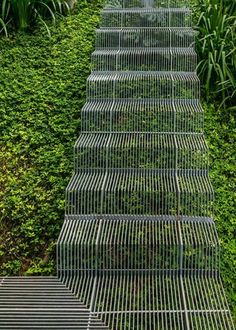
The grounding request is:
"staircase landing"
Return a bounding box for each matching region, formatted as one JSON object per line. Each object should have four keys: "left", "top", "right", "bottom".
{"left": 0, "top": 277, "right": 108, "bottom": 330}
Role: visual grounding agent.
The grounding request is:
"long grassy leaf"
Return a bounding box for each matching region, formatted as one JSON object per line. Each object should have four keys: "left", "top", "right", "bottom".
{"left": 0, "top": 17, "right": 8, "bottom": 36}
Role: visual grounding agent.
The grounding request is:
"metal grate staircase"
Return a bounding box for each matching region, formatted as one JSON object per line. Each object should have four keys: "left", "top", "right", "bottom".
{"left": 0, "top": 0, "right": 234, "bottom": 329}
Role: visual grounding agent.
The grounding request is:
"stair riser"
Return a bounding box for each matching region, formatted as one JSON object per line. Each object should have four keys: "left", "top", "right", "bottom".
{"left": 65, "top": 172, "right": 213, "bottom": 216}
{"left": 74, "top": 134, "right": 208, "bottom": 170}
{"left": 92, "top": 51, "right": 197, "bottom": 72}
{"left": 81, "top": 102, "right": 204, "bottom": 133}
{"left": 87, "top": 74, "right": 200, "bottom": 101}
{"left": 96, "top": 29, "right": 196, "bottom": 49}
{"left": 100, "top": 11, "right": 192, "bottom": 28}
{"left": 105, "top": 0, "right": 188, "bottom": 9}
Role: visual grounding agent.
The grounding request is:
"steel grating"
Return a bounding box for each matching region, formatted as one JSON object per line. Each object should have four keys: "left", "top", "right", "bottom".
{"left": 96, "top": 28, "right": 196, "bottom": 49}
{"left": 66, "top": 170, "right": 214, "bottom": 216}
{"left": 56, "top": 214, "right": 233, "bottom": 329}
{"left": 87, "top": 72, "right": 200, "bottom": 100}
{"left": 100, "top": 8, "right": 192, "bottom": 28}
{"left": 81, "top": 100, "right": 204, "bottom": 133}
{"left": 105, "top": 0, "right": 191, "bottom": 8}
{"left": 89, "top": 275, "right": 233, "bottom": 329}
{"left": 0, "top": 0, "right": 234, "bottom": 329}
{"left": 0, "top": 277, "right": 108, "bottom": 329}
{"left": 57, "top": 215, "right": 220, "bottom": 276}
{"left": 74, "top": 133, "right": 209, "bottom": 170}
{"left": 92, "top": 48, "right": 197, "bottom": 71}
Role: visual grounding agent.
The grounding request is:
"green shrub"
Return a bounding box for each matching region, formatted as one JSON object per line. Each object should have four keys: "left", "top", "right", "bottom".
{"left": 0, "top": 3, "right": 101, "bottom": 275}
{"left": 196, "top": 0, "right": 236, "bottom": 108}
{"left": 204, "top": 103, "right": 236, "bottom": 321}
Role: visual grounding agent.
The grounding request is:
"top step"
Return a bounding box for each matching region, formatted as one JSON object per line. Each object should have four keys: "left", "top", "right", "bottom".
{"left": 105, "top": 0, "right": 188, "bottom": 9}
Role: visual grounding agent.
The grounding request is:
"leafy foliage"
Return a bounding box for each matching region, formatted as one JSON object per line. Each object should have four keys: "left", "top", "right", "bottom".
{"left": 0, "top": 0, "right": 70, "bottom": 36}
{"left": 0, "top": 3, "right": 101, "bottom": 275}
{"left": 204, "top": 103, "right": 236, "bottom": 321}
{"left": 196, "top": 0, "right": 236, "bottom": 108}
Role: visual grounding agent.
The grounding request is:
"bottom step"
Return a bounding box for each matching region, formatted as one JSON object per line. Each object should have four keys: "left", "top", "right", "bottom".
{"left": 0, "top": 276, "right": 234, "bottom": 329}
{"left": 0, "top": 277, "right": 108, "bottom": 330}
{"left": 64, "top": 274, "right": 234, "bottom": 330}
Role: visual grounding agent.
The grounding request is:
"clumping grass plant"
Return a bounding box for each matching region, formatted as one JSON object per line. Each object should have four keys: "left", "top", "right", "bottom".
{"left": 196, "top": 0, "right": 236, "bottom": 109}
{"left": 0, "top": 0, "right": 70, "bottom": 36}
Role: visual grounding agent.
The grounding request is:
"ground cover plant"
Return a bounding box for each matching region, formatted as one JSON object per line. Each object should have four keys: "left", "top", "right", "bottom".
{"left": 204, "top": 104, "right": 236, "bottom": 320}
{"left": 0, "top": 0, "right": 103, "bottom": 276}
{"left": 0, "top": 0, "right": 235, "bottom": 321}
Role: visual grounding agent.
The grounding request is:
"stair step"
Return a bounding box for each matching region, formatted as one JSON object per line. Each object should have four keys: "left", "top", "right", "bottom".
{"left": 81, "top": 100, "right": 204, "bottom": 133}
{"left": 74, "top": 132, "right": 208, "bottom": 170}
{"left": 87, "top": 72, "right": 200, "bottom": 101}
{"left": 96, "top": 28, "right": 196, "bottom": 49}
{"left": 105, "top": 0, "right": 188, "bottom": 10}
{"left": 100, "top": 8, "right": 192, "bottom": 28}
{"left": 65, "top": 169, "right": 213, "bottom": 216}
{"left": 57, "top": 215, "right": 219, "bottom": 273}
{"left": 103, "top": 8, "right": 191, "bottom": 13}
{"left": 0, "top": 277, "right": 108, "bottom": 329}
{"left": 60, "top": 272, "right": 233, "bottom": 330}
{"left": 92, "top": 48, "right": 197, "bottom": 71}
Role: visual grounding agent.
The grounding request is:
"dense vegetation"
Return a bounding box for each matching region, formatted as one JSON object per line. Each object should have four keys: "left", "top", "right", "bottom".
{"left": 0, "top": 0, "right": 72, "bottom": 36}
{"left": 0, "top": 0, "right": 103, "bottom": 275}
{"left": 0, "top": 0, "right": 235, "bottom": 320}
{"left": 196, "top": 0, "right": 236, "bottom": 108}
{"left": 204, "top": 104, "right": 236, "bottom": 320}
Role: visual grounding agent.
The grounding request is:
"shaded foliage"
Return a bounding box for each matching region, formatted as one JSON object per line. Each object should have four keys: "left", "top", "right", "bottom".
{"left": 196, "top": 0, "right": 236, "bottom": 108}
{"left": 0, "top": 0, "right": 70, "bottom": 36}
